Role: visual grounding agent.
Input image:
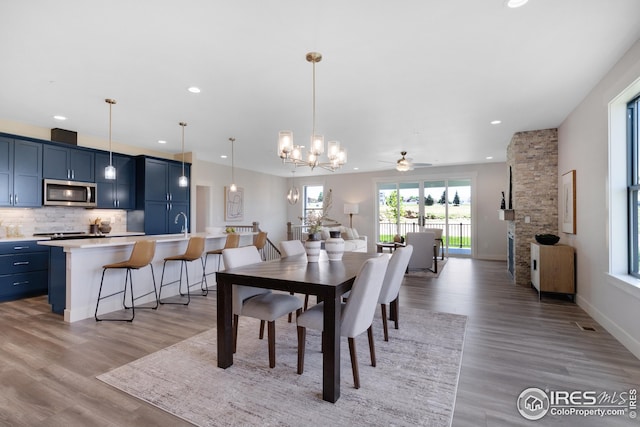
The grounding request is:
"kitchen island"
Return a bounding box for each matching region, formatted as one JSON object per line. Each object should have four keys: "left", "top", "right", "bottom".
{"left": 38, "top": 232, "right": 255, "bottom": 322}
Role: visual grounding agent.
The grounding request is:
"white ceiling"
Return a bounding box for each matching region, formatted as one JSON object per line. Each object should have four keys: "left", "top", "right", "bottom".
{"left": 1, "top": 0, "right": 640, "bottom": 177}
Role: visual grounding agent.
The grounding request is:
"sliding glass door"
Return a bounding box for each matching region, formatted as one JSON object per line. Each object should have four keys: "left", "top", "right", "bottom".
{"left": 377, "top": 178, "right": 472, "bottom": 257}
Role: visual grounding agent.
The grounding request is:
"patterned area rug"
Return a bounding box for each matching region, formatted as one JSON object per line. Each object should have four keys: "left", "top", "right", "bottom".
{"left": 405, "top": 258, "right": 448, "bottom": 278}
{"left": 98, "top": 305, "right": 466, "bottom": 427}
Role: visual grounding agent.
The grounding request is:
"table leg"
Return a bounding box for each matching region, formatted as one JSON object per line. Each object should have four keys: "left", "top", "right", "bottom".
{"left": 322, "top": 291, "right": 341, "bottom": 403}
{"left": 216, "top": 277, "right": 234, "bottom": 368}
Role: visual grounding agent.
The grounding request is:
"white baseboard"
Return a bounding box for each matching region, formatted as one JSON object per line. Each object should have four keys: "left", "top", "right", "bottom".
{"left": 576, "top": 294, "right": 640, "bottom": 360}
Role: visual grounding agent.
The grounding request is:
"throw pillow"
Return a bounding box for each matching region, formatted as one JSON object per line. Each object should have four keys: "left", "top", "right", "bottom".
{"left": 352, "top": 228, "right": 360, "bottom": 239}
{"left": 341, "top": 227, "right": 355, "bottom": 240}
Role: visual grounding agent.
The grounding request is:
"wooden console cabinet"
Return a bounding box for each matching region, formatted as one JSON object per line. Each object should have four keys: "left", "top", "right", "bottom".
{"left": 530, "top": 242, "right": 575, "bottom": 300}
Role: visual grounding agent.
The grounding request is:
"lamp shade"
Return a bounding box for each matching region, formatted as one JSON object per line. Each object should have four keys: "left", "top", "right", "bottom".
{"left": 344, "top": 203, "right": 359, "bottom": 215}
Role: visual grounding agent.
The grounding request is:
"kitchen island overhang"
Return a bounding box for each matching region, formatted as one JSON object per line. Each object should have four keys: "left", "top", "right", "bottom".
{"left": 38, "top": 232, "right": 255, "bottom": 322}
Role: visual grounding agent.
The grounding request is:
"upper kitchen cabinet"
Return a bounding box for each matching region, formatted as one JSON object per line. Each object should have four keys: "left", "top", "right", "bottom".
{"left": 95, "top": 152, "right": 135, "bottom": 209}
{"left": 137, "top": 157, "right": 190, "bottom": 204}
{"left": 43, "top": 144, "right": 95, "bottom": 182}
{"left": 0, "top": 136, "right": 42, "bottom": 207}
{"left": 133, "top": 156, "right": 190, "bottom": 235}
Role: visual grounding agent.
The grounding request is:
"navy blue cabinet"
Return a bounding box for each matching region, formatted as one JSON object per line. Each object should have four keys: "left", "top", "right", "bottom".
{"left": 0, "top": 241, "right": 48, "bottom": 302}
{"left": 0, "top": 136, "right": 42, "bottom": 207}
{"left": 43, "top": 144, "right": 95, "bottom": 182}
{"left": 133, "top": 156, "right": 190, "bottom": 235}
{"left": 95, "top": 152, "right": 135, "bottom": 209}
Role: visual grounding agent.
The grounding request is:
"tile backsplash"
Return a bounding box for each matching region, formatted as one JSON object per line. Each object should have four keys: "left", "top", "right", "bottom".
{"left": 0, "top": 207, "right": 128, "bottom": 238}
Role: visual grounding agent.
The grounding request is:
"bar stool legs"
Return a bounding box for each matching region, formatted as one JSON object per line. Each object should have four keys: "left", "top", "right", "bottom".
{"left": 95, "top": 240, "right": 158, "bottom": 322}
{"left": 158, "top": 237, "right": 207, "bottom": 305}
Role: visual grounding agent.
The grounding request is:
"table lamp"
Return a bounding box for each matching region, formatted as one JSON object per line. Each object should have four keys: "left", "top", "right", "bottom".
{"left": 343, "top": 203, "right": 359, "bottom": 228}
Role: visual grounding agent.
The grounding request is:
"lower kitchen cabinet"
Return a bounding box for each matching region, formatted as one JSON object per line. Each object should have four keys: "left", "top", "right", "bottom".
{"left": 0, "top": 241, "right": 48, "bottom": 302}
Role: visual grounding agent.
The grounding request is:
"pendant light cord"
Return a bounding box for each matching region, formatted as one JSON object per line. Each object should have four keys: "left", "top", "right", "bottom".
{"left": 230, "top": 137, "right": 236, "bottom": 184}
{"left": 180, "top": 122, "right": 187, "bottom": 175}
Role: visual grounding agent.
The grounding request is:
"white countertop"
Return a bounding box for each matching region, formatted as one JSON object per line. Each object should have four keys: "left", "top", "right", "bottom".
{"left": 0, "top": 231, "right": 144, "bottom": 243}
{"left": 36, "top": 232, "right": 253, "bottom": 249}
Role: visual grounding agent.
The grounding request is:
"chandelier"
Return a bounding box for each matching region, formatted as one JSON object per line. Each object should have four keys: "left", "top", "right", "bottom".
{"left": 278, "top": 52, "right": 347, "bottom": 172}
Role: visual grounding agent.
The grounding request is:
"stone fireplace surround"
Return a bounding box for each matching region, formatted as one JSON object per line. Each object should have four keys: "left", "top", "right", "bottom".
{"left": 505, "top": 128, "right": 559, "bottom": 287}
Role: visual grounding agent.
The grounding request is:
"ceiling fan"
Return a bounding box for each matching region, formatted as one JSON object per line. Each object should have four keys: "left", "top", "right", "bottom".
{"left": 383, "top": 151, "right": 432, "bottom": 172}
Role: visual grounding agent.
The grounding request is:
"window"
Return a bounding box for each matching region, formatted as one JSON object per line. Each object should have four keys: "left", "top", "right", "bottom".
{"left": 628, "top": 95, "right": 640, "bottom": 277}
{"left": 303, "top": 185, "right": 323, "bottom": 221}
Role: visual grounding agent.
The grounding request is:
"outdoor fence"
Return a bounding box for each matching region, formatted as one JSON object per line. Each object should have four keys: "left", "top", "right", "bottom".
{"left": 378, "top": 221, "right": 471, "bottom": 248}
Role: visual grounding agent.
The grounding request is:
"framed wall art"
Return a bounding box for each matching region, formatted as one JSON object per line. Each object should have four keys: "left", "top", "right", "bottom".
{"left": 224, "top": 186, "right": 244, "bottom": 221}
{"left": 561, "top": 170, "right": 576, "bottom": 234}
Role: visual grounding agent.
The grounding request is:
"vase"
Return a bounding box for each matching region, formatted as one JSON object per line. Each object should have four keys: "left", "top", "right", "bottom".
{"left": 325, "top": 230, "right": 345, "bottom": 261}
{"left": 305, "top": 236, "right": 322, "bottom": 262}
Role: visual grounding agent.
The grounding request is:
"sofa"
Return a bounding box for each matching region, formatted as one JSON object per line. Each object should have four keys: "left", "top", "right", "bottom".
{"left": 319, "top": 226, "right": 368, "bottom": 252}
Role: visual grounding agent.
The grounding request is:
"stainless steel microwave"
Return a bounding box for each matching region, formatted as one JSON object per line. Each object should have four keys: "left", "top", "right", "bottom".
{"left": 43, "top": 179, "right": 97, "bottom": 207}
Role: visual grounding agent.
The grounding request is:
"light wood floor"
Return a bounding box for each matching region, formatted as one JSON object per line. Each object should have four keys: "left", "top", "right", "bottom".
{"left": 1, "top": 258, "right": 639, "bottom": 426}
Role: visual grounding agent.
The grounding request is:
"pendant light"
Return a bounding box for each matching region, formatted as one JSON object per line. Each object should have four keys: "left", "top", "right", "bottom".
{"left": 229, "top": 137, "right": 237, "bottom": 192}
{"left": 277, "top": 52, "right": 347, "bottom": 172}
{"left": 178, "top": 122, "right": 188, "bottom": 187}
{"left": 287, "top": 170, "right": 299, "bottom": 205}
{"left": 104, "top": 99, "right": 117, "bottom": 180}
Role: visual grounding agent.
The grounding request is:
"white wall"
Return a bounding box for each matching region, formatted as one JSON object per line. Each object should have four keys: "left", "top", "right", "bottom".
{"left": 191, "top": 156, "right": 289, "bottom": 244}
{"left": 558, "top": 39, "right": 640, "bottom": 358}
{"left": 285, "top": 162, "right": 508, "bottom": 260}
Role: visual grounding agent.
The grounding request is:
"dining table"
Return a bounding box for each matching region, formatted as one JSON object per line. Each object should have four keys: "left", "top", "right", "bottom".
{"left": 215, "top": 250, "right": 381, "bottom": 403}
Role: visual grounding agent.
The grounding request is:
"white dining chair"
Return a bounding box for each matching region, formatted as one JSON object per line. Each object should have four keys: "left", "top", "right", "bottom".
{"left": 296, "top": 255, "right": 389, "bottom": 389}
{"left": 377, "top": 244, "right": 413, "bottom": 341}
{"left": 279, "top": 240, "right": 310, "bottom": 316}
{"left": 222, "top": 245, "right": 303, "bottom": 368}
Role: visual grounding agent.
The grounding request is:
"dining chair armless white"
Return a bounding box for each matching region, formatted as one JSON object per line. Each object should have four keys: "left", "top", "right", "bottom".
{"left": 279, "top": 239, "right": 310, "bottom": 317}
{"left": 296, "top": 255, "right": 389, "bottom": 389}
{"left": 222, "top": 245, "right": 303, "bottom": 368}
{"left": 377, "top": 244, "right": 413, "bottom": 341}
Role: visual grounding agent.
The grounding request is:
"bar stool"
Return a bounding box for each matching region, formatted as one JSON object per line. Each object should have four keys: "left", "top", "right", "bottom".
{"left": 254, "top": 231, "right": 268, "bottom": 260}
{"left": 158, "top": 236, "right": 207, "bottom": 305}
{"left": 95, "top": 240, "right": 158, "bottom": 322}
{"left": 204, "top": 233, "right": 240, "bottom": 279}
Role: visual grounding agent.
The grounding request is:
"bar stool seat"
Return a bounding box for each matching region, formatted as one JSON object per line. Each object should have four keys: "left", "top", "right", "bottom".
{"left": 159, "top": 236, "right": 207, "bottom": 305}
{"left": 95, "top": 240, "right": 158, "bottom": 322}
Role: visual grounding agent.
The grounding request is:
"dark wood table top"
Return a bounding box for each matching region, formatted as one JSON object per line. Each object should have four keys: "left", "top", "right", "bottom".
{"left": 216, "top": 251, "right": 381, "bottom": 296}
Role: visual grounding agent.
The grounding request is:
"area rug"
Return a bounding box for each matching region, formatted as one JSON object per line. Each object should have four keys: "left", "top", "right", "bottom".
{"left": 405, "top": 258, "right": 448, "bottom": 278}
{"left": 97, "top": 305, "right": 466, "bottom": 427}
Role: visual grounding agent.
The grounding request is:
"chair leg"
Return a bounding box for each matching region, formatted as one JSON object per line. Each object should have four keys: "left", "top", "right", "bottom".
{"left": 297, "top": 326, "right": 306, "bottom": 374}
{"left": 159, "top": 260, "right": 190, "bottom": 305}
{"left": 391, "top": 296, "right": 400, "bottom": 329}
{"left": 95, "top": 267, "right": 134, "bottom": 322}
{"left": 259, "top": 320, "right": 265, "bottom": 339}
{"left": 200, "top": 257, "right": 208, "bottom": 295}
{"left": 348, "top": 337, "right": 360, "bottom": 389}
{"left": 267, "top": 320, "right": 276, "bottom": 368}
{"left": 367, "top": 325, "right": 376, "bottom": 367}
{"left": 381, "top": 304, "right": 389, "bottom": 342}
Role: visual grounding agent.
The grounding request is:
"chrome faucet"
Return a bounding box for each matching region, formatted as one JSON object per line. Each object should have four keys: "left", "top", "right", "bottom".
{"left": 175, "top": 212, "right": 188, "bottom": 237}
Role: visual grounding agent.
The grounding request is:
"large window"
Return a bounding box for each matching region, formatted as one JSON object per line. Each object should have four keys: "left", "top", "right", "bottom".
{"left": 628, "top": 95, "right": 640, "bottom": 277}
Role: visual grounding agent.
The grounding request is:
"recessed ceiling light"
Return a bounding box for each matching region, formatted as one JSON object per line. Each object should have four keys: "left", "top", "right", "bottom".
{"left": 491, "top": 120, "right": 502, "bottom": 125}
{"left": 220, "top": 155, "right": 228, "bottom": 159}
{"left": 53, "top": 115, "right": 67, "bottom": 121}
{"left": 188, "top": 87, "right": 201, "bottom": 93}
{"left": 505, "top": 0, "right": 528, "bottom": 8}
{"left": 353, "top": 167, "right": 359, "bottom": 170}
{"left": 158, "top": 140, "right": 167, "bottom": 144}
{"left": 486, "top": 156, "right": 494, "bottom": 160}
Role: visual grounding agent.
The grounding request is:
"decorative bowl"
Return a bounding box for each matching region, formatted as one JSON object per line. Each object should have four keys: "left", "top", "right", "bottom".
{"left": 535, "top": 234, "right": 560, "bottom": 245}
